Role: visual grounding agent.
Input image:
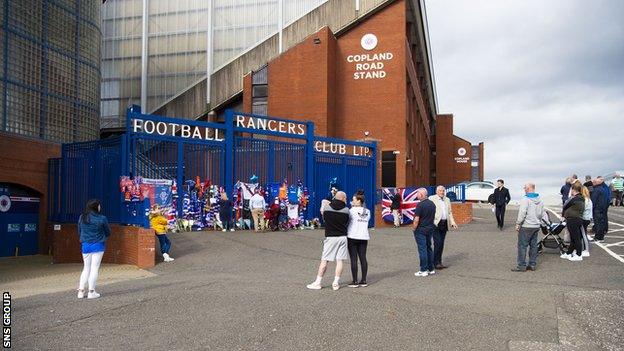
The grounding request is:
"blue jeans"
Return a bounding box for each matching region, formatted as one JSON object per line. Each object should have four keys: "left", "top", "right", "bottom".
{"left": 517, "top": 227, "right": 539, "bottom": 268}
{"left": 414, "top": 226, "right": 434, "bottom": 272}
{"left": 157, "top": 234, "right": 171, "bottom": 254}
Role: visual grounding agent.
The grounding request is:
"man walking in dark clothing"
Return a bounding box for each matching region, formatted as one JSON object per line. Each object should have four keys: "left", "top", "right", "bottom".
{"left": 591, "top": 177, "right": 611, "bottom": 242}
{"left": 412, "top": 188, "right": 437, "bottom": 277}
{"left": 493, "top": 179, "right": 511, "bottom": 230}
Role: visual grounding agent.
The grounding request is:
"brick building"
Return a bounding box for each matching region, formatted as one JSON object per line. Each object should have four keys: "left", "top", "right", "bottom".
{"left": 435, "top": 114, "right": 485, "bottom": 185}
{"left": 236, "top": 0, "right": 482, "bottom": 188}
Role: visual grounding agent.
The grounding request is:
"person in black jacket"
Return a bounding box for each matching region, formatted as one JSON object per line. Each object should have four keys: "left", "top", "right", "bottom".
{"left": 591, "top": 178, "right": 608, "bottom": 242}
{"left": 493, "top": 179, "right": 511, "bottom": 230}
{"left": 307, "top": 191, "right": 350, "bottom": 291}
{"left": 561, "top": 183, "right": 585, "bottom": 261}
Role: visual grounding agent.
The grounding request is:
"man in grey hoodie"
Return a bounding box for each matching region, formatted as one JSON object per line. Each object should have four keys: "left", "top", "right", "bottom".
{"left": 512, "top": 183, "right": 545, "bottom": 272}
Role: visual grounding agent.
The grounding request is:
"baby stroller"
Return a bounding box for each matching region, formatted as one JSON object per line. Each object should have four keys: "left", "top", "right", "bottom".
{"left": 538, "top": 217, "right": 567, "bottom": 254}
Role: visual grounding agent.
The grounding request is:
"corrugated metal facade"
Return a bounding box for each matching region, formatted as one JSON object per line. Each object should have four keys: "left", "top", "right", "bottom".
{"left": 101, "top": 0, "right": 328, "bottom": 128}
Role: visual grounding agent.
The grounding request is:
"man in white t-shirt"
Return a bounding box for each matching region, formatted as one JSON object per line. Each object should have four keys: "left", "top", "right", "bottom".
{"left": 249, "top": 189, "right": 266, "bottom": 232}
{"left": 428, "top": 186, "right": 458, "bottom": 270}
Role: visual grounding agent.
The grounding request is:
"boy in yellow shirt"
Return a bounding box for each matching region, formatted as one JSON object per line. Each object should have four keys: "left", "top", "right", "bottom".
{"left": 149, "top": 205, "right": 174, "bottom": 262}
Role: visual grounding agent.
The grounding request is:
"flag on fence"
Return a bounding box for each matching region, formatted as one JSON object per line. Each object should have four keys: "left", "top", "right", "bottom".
{"left": 381, "top": 187, "right": 421, "bottom": 225}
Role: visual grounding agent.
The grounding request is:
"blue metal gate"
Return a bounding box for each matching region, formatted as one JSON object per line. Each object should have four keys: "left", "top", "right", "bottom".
{"left": 50, "top": 107, "right": 377, "bottom": 226}
{"left": 312, "top": 138, "right": 377, "bottom": 226}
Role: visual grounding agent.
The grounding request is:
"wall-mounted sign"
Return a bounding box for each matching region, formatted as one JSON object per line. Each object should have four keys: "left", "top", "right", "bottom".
{"left": 54, "top": 224, "right": 61, "bottom": 231}
{"left": 454, "top": 147, "right": 469, "bottom": 163}
{"left": 131, "top": 118, "right": 224, "bottom": 141}
{"left": 347, "top": 34, "right": 394, "bottom": 80}
{"left": 314, "top": 141, "right": 371, "bottom": 157}
{"left": 235, "top": 114, "right": 306, "bottom": 136}
{"left": 360, "top": 33, "right": 378, "bottom": 51}
{"left": 0, "top": 195, "right": 10, "bottom": 212}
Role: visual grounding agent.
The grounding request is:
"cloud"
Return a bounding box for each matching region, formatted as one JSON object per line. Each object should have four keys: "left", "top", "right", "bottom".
{"left": 426, "top": 0, "right": 624, "bottom": 201}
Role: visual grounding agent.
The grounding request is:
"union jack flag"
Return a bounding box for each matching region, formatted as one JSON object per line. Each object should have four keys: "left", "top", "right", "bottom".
{"left": 381, "top": 188, "right": 421, "bottom": 224}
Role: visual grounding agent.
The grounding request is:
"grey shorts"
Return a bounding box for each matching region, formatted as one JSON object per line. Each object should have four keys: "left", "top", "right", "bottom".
{"left": 321, "top": 236, "right": 349, "bottom": 261}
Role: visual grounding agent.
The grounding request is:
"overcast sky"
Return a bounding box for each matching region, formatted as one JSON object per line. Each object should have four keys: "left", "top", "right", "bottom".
{"left": 425, "top": 0, "right": 624, "bottom": 203}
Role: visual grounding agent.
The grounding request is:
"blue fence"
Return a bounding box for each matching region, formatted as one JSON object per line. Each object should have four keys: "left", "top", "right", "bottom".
{"left": 49, "top": 107, "right": 378, "bottom": 227}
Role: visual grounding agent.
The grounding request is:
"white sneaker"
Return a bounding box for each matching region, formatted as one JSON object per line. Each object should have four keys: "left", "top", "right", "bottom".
{"left": 428, "top": 270, "right": 436, "bottom": 275}
{"left": 230, "top": 228, "right": 235, "bottom": 232}
{"left": 222, "top": 229, "right": 226, "bottom": 232}
{"left": 332, "top": 283, "right": 340, "bottom": 291}
{"left": 414, "top": 271, "right": 429, "bottom": 277}
{"left": 306, "top": 282, "right": 322, "bottom": 290}
{"left": 581, "top": 250, "right": 590, "bottom": 257}
{"left": 163, "top": 253, "right": 174, "bottom": 262}
{"left": 568, "top": 254, "right": 583, "bottom": 262}
{"left": 87, "top": 291, "right": 101, "bottom": 299}
{"left": 560, "top": 253, "right": 571, "bottom": 259}
{"left": 77, "top": 290, "right": 85, "bottom": 299}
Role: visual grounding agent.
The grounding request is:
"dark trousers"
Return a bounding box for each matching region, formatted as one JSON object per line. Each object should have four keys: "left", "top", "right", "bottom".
{"left": 347, "top": 238, "right": 368, "bottom": 282}
{"left": 517, "top": 227, "right": 539, "bottom": 268}
{"left": 614, "top": 190, "right": 623, "bottom": 206}
{"left": 156, "top": 234, "right": 171, "bottom": 254}
{"left": 433, "top": 220, "right": 448, "bottom": 266}
{"left": 220, "top": 213, "right": 233, "bottom": 230}
{"left": 495, "top": 205, "right": 506, "bottom": 228}
{"left": 414, "top": 226, "right": 434, "bottom": 272}
{"left": 593, "top": 211, "right": 607, "bottom": 240}
{"left": 566, "top": 218, "right": 583, "bottom": 256}
{"left": 582, "top": 220, "right": 590, "bottom": 251}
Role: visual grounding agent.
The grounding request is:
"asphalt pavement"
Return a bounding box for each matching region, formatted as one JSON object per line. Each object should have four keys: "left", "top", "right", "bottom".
{"left": 8, "top": 207, "right": 624, "bottom": 350}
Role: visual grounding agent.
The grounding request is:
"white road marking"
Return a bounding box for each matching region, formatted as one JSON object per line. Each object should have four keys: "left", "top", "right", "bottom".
{"left": 545, "top": 207, "right": 624, "bottom": 264}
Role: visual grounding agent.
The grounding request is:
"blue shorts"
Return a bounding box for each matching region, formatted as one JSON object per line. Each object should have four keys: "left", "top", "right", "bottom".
{"left": 81, "top": 242, "right": 105, "bottom": 254}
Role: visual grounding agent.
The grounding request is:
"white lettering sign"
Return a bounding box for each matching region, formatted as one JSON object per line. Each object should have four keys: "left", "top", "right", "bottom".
{"left": 347, "top": 35, "right": 393, "bottom": 80}
{"left": 235, "top": 115, "right": 306, "bottom": 136}
{"left": 314, "top": 141, "right": 371, "bottom": 157}
{"left": 131, "top": 118, "right": 225, "bottom": 141}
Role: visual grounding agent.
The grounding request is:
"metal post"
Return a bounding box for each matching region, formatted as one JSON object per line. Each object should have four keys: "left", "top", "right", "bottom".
{"left": 224, "top": 109, "right": 234, "bottom": 196}
{"left": 140, "top": 0, "right": 149, "bottom": 111}
{"left": 268, "top": 142, "right": 275, "bottom": 183}
{"left": 206, "top": 0, "right": 213, "bottom": 104}
{"left": 39, "top": 0, "right": 49, "bottom": 139}
{"left": 371, "top": 141, "right": 377, "bottom": 227}
{"left": 305, "top": 121, "right": 315, "bottom": 219}
{"left": 2, "top": 0, "right": 9, "bottom": 131}
{"left": 176, "top": 141, "right": 184, "bottom": 218}
{"left": 278, "top": 0, "right": 283, "bottom": 53}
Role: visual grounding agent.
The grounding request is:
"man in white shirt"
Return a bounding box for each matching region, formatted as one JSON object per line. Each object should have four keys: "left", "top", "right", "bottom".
{"left": 249, "top": 189, "right": 267, "bottom": 232}
{"left": 428, "top": 186, "right": 458, "bottom": 270}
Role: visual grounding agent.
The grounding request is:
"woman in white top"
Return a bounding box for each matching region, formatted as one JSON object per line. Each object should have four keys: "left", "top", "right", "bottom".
{"left": 347, "top": 191, "right": 371, "bottom": 288}
{"left": 580, "top": 186, "right": 593, "bottom": 257}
